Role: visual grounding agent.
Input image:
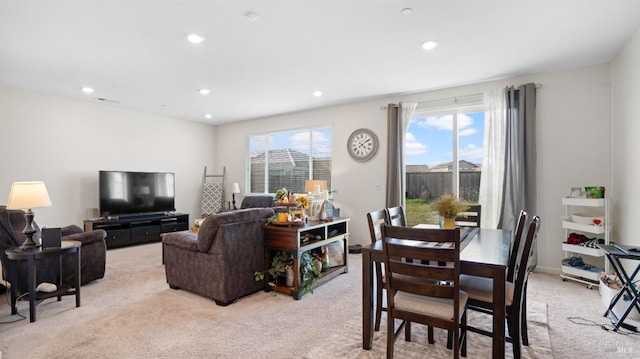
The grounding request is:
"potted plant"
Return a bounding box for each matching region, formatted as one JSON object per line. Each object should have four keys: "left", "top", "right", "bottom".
{"left": 431, "top": 193, "right": 470, "bottom": 229}
{"left": 270, "top": 250, "right": 295, "bottom": 287}
{"left": 255, "top": 250, "right": 322, "bottom": 295}
{"left": 300, "top": 250, "right": 322, "bottom": 295}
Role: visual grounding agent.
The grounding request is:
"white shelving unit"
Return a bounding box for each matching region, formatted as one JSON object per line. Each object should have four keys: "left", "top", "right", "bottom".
{"left": 560, "top": 197, "right": 609, "bottom": 289}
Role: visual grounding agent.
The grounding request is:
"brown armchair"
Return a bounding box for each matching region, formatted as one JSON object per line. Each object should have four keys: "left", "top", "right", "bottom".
{"left": 163, "top": 207, "right": 275, "bottom": 305}
{"left": 0, "top": 206, "right": 107, "bottom": 293}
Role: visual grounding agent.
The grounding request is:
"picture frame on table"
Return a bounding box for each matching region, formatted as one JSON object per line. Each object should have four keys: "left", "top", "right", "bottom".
{"left": 292, "top": 209, "right": 304, "bottom": 221}
{"left": 318, "top": 200, "right": 334, "bottom": 220}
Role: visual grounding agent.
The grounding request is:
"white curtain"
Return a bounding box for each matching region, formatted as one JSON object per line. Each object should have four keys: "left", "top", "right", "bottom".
{"left": 479, "top": 88, "right": 507, "bottom": 229}
{"left": 386, "top": 102, "right": 417, "bottom": 208}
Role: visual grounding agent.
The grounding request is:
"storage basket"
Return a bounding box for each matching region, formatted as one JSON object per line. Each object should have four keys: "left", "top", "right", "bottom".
{"left": 599, "top": 275, "right": 640, "bottom": 320}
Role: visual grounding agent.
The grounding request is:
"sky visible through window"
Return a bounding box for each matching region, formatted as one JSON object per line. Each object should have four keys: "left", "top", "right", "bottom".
{"left": 406, "top": 112, "right": 485, "bottom": 167}
{"left": 250, "top": 128, "right": 332, "bottom": 158}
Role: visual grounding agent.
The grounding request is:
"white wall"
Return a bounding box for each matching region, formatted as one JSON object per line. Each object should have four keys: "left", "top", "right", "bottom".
{"left": 0, "top": 86, "right": 217, "bottom": 228}
{"left": 215, "top": 64, "right": 613, "bottom": 273}
{"left": 611, "top": 27, "right": 640, "bottom": 248}
{"left": 1, "top": 60, "right": 619, "bottom": 274}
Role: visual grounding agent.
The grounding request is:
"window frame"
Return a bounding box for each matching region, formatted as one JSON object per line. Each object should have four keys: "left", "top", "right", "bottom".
{"left": 247, "top": 125, "right": 333, "bottom": 195}
{"left": 410, "top": 103, "right": 485, "bottom": 199}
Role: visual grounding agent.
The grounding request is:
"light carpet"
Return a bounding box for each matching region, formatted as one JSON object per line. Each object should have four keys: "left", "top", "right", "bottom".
{"left": 0, "top": 242, "right": 553, "bottom": 358}
{"left": 304, "top": 301, "right": 552, "bottom": 358}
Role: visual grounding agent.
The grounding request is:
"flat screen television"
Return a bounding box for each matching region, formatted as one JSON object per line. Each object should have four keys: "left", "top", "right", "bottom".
{"left": 99, "top": 170, "right": 175, "bottom": 216}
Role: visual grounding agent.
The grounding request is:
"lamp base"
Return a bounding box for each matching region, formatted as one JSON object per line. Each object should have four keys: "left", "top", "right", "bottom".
{"left": 18, "top": 244, "right": 38, "bottom": 252}
{"left": 20, "top": 211, "right": 38, "bottom": 251}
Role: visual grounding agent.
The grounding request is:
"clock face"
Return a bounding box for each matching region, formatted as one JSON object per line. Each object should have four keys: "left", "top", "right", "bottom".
{"left": 348, "top": 128, "right": 378, "bottom": 162}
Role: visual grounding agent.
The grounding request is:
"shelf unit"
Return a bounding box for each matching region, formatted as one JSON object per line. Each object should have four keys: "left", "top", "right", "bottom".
{"left": 262, "top": 218, "right": 350, "bottom": 299}
{"left": 560, "top": 197, "right": 609, "bottom": 288}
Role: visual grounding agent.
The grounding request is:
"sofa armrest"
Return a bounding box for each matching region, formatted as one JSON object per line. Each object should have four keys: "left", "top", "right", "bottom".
{"left": 62, "top": 224, "right": 84, "bottom": 237}
{"left": 163, "top": 231, "right": 198, "bottom": 251}
{"left": 63, "top": 229, "right": 107, "bottom": 246}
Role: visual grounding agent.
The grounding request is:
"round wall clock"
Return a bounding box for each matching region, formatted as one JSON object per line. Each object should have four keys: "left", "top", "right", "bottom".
{"left": 347, "top": 128, "right": 378, "bottom": 162}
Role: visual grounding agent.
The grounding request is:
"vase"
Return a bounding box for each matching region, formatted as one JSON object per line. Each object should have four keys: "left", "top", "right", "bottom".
{"left": 440, "top": 216, "right": 456, "bottom": 229}
{"left": 285, "top": 267, "right": 295, "bottom": 287}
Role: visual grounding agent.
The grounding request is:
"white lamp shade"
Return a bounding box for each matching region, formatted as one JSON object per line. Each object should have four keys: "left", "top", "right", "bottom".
{"left": 7, "top": 181, "right": 53, "bottom": 210}
{"left": 232, "top": 182, "right": 241, "bottom": 194}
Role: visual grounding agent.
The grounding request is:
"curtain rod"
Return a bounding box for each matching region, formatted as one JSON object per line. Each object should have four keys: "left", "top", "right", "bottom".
{"left": 380, "top": 83, "right": 542, "bottom": 110}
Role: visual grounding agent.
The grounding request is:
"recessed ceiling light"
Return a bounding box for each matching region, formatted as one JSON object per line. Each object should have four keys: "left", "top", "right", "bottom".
{"left": 401, "top": 8, "right": 413, "bottom": 15}
{"left": 199, "top": 88, "right": 211, "bottom": 95}
{"left": 187, "top": 33, "right": 205, "bottom": 44}
{"left": 204, "top": 113, "right": 212, "bottom": 119}
{"left": 245, "top": 11, "right": 259, "bottom": 22}
{"left": 422, "top": 41, "right": 438, "bottom": 50}
{"left": 313, "top": 90, "right": 323, "bottom": 97}
{"left": 81, "top": 87, "right": 94, "bottom": 94}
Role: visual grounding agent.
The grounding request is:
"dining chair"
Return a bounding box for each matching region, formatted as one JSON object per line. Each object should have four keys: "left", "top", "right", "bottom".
{"left": 506, "top": 210, "right": 531, "bottom": 345}
{"left": 366, "top": 209, "right": 388, "bottom": 331}
{"left": 507, "top": 210, "right": 529, "bottom": 282}
{"left": 381, "top": 224, "right": 467, "bottom": 359}
{"left": 448, "top": 209, "right": 528, "bottom": 349}
{"left": 459, "top": 216, "right": 541, "bottom": 359}
{"left": 385, "top": 205, "right": 407, "bottom": 227}
{"left": 454, "top": 204, "right": 481, "bottom": 227}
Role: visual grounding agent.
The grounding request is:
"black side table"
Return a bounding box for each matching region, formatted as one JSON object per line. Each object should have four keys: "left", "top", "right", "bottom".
{"left": 596, "top": 244, "right": 640, "bottom": 331}
{"left": 5, "top": 240, "right": 81, "bottom": 322}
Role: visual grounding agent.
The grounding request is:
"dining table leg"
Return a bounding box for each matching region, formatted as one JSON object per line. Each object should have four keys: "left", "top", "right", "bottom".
{"left": 492, "top": 267, "right": 506, "bottom": 359}
{"left": 362, "top": 249, "right": 373, "bottom": 349}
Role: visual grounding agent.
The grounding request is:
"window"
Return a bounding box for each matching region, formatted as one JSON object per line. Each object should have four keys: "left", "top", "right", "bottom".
{"left": 249, "top": 127, "right": 332, "bottom": 194}
{"left": 405, "top": 101, "right": 485, "bottom": 225}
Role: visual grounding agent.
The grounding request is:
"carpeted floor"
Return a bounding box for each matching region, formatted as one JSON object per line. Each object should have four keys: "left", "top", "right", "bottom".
{"left": 304, "top": 301, "right": 552, "bottom": 358}
{"left": 0, "top": 242, "right": 637, "bottom": 358}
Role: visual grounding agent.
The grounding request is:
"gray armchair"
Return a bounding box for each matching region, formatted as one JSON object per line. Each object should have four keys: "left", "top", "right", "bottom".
{"left": 162, "top": 207, "right": 274, "bottom": 305}
{"left": 0, "top": 206, "right": 107, "bottom": 294}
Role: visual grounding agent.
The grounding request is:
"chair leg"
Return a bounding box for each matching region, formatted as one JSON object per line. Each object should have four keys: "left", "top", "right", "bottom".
{"left": 511, "top": 310, "right": 522, "bottom": 359}
{"left": 387, "top": 316, "right": 395, "bottom": 359}
{"left": 461, "top": 311, "right": 467, "bottom": 357}
{"left": 521, "top": 284, "right": 529, "bottom": 346}
{"left": 375, "top": 285, "right": 383, "bottom": 331}
{"left": 428, "top": 326, "right": 434, "bottom": 344}
{"left": 453, "top": 327, "right": 460, "bottom": 359}
{"left": 446, "top": 330, "right": 453, "bottom": 349}
{"left": 405, "top": 321, "right": 412, "bottom": 342}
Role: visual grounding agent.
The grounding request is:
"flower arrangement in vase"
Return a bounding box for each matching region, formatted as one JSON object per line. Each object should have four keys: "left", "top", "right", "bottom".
{"left": 431, "top": 193, "right": 470, "bottom": 229}
{"left": 295, "top": 195, "right": 309, "bottom": 210}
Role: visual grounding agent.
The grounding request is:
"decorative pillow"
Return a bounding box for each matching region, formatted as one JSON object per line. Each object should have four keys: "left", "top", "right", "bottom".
{"left": 326, "top": 239, "right": 345, "bottom": 267}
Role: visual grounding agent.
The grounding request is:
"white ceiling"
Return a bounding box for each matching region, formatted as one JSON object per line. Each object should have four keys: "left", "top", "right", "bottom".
{"left": 1, "top": 0, "right": 640, "bottom": 125}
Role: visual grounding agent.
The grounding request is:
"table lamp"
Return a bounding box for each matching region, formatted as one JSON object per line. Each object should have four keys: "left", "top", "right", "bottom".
{"left": 6, "top": 181, "right": 52, "bottom": 251}
{"left": 231, "top": 182, "right": 241, "bottom": 210}
{"left": 304, "top": 180, "right": 327, "bottom": 220}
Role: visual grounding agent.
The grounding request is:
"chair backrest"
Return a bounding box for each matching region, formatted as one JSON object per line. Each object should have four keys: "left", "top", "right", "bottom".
{"left": 366, "top": 209, "right": 387, "bottom": 244}
{"left": 240, "top": 195, "right": 275, "bottom": 209}
{"left": 381, "top": 224, "right": 461, "bottom": 323}
{"left": 507, "top": 209, "right": 528, "bottom": 282}
{"left": 455, "top": 204, "right": 481, "bottom": 227}
{"left": 385, "top": 206, "right": 406, "bottom": 227}
{"left": 512, "top": 216, "right": 541, "bottom": 309}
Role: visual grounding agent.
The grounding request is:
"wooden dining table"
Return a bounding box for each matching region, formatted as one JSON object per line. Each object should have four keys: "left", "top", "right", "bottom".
{"left": 362, "top": 226, "right": 512, "bottom": 359}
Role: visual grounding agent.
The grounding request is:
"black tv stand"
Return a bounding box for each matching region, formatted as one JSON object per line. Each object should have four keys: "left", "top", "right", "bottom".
{"left": 84, "top": 213, "right": 189, "bottom": 249}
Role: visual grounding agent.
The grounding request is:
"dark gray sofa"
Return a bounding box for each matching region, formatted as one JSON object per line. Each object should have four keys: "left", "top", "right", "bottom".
{"left": 162, "top": 207, "right": 274, "bottom": 305}
{"left": 239, "top": 195, "right": 275, "bottom": 209}
{"left": 0, "top": 206, "right": 107, "bottom": 293}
